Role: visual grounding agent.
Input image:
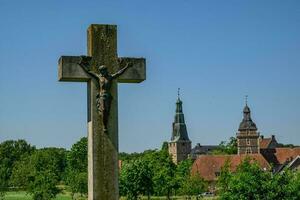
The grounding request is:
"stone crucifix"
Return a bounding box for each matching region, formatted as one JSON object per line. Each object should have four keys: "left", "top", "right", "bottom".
{"left": 58, "top": 24, "right": 146, "bottom": 200}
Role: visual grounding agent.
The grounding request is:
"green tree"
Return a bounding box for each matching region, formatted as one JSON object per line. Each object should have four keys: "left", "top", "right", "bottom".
{"left": 161, "top": 141, "right": 169, "bottom": 152}
{"left": 277, "top": 143, "right": 298, "bottom": 148}
{"left": 119, "top": 149, "right": 156, "bottom": 162}
{"left": 217, "top": 159, "right": 232, "bottom": 194}
{"left": 150, "top": 150, "right": 176, "bottom": 199}
{"left": 212, "top": 137, "right": 237, "bottom": 155}
{"left": 10, "top": 154, "right": 33, "bottom": 188}
{"left": 65, "top": 137, "right": 88, "bottom": 198}
{"left": 28, "top": 170, "right": 60, "bottom": 200}
{"left": 29, "top": 148, "right": 66, "bottom": 200}
{"left": 0, "top": 139, "right": 35, "bottom": 196}
{"left": 67, "top": 137, "right": 87, "bottom": 173}
{"left": 10, "top": 148, "right": 66, "bottom": 200}
{"left": 218, "top": 158, "right": 300, "bottom": 200}
{"left": 0, "top": 166, "right": 8, "bottom": 200}
{"left": 179, "top": 172, "right": 207, "bottom": 197}
{"left": 33, "top": 148, "right": 67, "bottom": 181}
{"left": 264, "top": 170, "right": 300, "bottom": 200}
{"left": 175, "top": 159, "right": 193, "bottom": 194}
{"left": 219, "top": 158, "right": 269, "bottom": 200}
{"left": 293, "top": 172, "right": 300, "bottom": 198}
{"left": 120, "top": 159, "right": 153, "bottom": 200}
{"left": 68, "top": 172, "right": 88, "bottom": 199}
{"left": 119, "top": 146, "right": 177, "bottom": 199}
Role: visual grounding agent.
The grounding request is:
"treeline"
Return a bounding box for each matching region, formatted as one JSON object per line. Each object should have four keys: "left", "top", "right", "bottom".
{"left": 119, "top": 142, "right": 207, "bottom": 200}
{"left": 0, "top": 138, "right": 88, "bottom": 200}
{"left": 1, "top": 138, "right": 300, "bottom": 200}
{"left": 0, "top": 139, "right": 206, "bottom": 200}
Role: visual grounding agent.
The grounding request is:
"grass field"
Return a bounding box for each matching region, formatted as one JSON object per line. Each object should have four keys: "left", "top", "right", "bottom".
{"left": 3, "top": 192, "right": 72, "bottom": 200}
{"left": 4, "top": 192, "right": 218, "bottom": 200}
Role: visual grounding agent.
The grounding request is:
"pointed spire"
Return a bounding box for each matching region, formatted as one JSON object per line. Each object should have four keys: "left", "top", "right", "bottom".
{"left": 171, "top": 89, "right": 190, "bottom": 141}
{"left": 243, "top": 95, "right": 250, "bottom": 114}
{"left": 176, "top": 88, "right": 183, "bottom": 113}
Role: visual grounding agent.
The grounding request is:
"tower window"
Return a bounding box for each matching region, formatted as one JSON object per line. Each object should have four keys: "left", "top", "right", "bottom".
{"left": 246, "top": 148, "right": 251, "bottom": 154}
{"left": 246, "top": 139, "right": 250, "bottom": 145}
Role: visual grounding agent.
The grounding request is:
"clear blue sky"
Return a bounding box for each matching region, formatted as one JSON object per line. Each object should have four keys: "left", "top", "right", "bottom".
{"left": 0, "top": 0, "right": 299, "bottom": 152}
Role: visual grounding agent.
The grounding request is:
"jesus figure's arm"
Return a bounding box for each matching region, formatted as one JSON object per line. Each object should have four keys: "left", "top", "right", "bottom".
{"left": 78, "top": 56, "right": 99, "bottom": 79}
{"left": 112, "top": 62, "right": 132, "bottom": 79}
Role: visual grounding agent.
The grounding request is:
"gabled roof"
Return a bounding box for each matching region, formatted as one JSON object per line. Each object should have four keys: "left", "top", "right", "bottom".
{"left": 287, "top": 155, "right": 300, "bottom": 169}
{"left": 259, "top": 135, "right": 278, "bottom": 149}
{"left": 274, "top": 147, "right": 300, "bottom": 164}
{"left": 260, "top": 138, "right": 272, "bottom": 149}
{"left": 191, "top": 154, "right": 271, "bottom": 181}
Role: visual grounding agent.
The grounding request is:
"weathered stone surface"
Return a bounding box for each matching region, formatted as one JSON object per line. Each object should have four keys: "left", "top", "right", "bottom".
{"left": 59, "top": 56, "right": 145, "bottom": 83}
{"left": 117, "top": 57, "right": 146, "bottom": 83}
{"left": 58, "top": 24, "right": 146, "bottom": 200}
{"left": 87, "top": 25, "right": 119, "bottom": 200}
{"left": 58, "top": 56, "right": 89, "bottom": 82}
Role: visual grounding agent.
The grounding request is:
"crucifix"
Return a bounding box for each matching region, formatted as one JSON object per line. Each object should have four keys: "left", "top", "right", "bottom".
{"left": 58, "top": 24, "right": 146, "bottom": 200}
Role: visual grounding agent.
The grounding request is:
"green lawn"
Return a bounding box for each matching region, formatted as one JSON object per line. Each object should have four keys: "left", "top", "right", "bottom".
{"left": 4, "top": 192, "right": 218, "bottom": 200}
{"left": 4, "top": 192, "right": 71, "bottom": 200}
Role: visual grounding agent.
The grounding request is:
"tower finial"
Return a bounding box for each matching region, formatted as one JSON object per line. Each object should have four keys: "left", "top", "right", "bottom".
{"left": 178, "top": 88, "right": 180, "bottom": 99}
{"left": 245, "top": 95, "right": 248, "bottom": 106}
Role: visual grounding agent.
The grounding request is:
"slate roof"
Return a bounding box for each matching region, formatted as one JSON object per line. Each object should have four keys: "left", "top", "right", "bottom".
{"left": 170, "top": 97, "right": 190, "bottom": 142}
{"left": 238, "top": 105, "right": 258, "bottom": 131}
{"left": 191, "top": 154, "right": 271, "bottom": 181}
{"left": 190, "top": 143, "right": 219, "bottom": 155}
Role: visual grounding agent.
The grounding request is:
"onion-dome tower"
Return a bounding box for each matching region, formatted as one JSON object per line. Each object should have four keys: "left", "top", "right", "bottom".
{"left": 236, "top": 96, "right": 260, "bottom": 154}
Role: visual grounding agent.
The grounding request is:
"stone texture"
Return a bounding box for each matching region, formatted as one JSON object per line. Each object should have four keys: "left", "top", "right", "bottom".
{"left": 58, "top": 56, "right": 90, "bottom": 82}
{"left": 236, "top": 104, "right": 260, "bottom": 155}
{"left": 117, "top": 57, "right": 146, "bottom": 83}
{"left": 58, "top": 24, "right": 146, "bottom": 200}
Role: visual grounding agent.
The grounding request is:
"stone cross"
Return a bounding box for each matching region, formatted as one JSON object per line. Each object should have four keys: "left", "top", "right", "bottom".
{"left": 58, "top": 24, "right": 146, "bottom": 200}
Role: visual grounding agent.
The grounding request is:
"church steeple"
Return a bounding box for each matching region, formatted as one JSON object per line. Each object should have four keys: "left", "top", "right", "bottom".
{"left": 171, "top": 88, "right": 190, "bottom": 141}
{"left": 238, "top": 97, "right": 257, "bottom": 131}
{"left": 169, "top": 89, "right": 191, "bottom": 164}
{"left": 176, "top": 88, "right": 182, "bottom": 113}
{"left": 236, "top": 96, "right": 260, "bottom": 155}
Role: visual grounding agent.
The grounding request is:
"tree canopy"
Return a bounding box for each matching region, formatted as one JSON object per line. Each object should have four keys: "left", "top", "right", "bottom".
{"left": 212, "top": 137, "right": 237, "bottom": 155}
{"left": 218, "top": 158, "right": 300, "bottom": 200}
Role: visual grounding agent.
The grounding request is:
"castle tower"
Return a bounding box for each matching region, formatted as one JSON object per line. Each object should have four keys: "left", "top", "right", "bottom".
{"left": 168, "top": 89, "right": 191, "bottom": 164}
{"left": 236, "top": 97, "right": 260, "bottom": 154}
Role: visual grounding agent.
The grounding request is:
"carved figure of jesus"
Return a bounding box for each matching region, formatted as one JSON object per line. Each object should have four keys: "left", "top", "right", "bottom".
{"left": 78, "top": 56, "right": 131, "bottom": 132}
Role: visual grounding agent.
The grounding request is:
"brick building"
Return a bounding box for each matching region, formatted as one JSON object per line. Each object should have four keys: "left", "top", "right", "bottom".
{"left": 236, "top": 103, "right": 260, "bottom": 154}
{"left": 191, "top": 103, "right": 300, "bottom": 188}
